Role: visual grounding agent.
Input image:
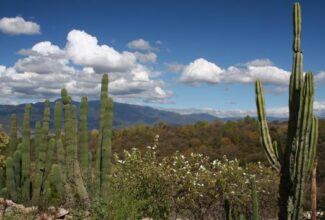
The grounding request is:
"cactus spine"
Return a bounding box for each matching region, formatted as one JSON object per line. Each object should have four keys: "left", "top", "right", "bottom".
{"left": 255, "top": 3, "right": 318, "bottom": 219}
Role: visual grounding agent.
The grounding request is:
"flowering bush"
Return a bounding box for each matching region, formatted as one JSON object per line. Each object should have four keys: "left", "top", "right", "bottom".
{"left": 107, "top": 144, "right": 279, "bottom": 219}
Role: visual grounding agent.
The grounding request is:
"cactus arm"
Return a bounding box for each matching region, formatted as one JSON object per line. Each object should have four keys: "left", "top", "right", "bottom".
{"left": 307, "top": 116, "right": 318, "bottom": 175}
{"left": 255, "top": 80, "right": 280, "bottom": 170}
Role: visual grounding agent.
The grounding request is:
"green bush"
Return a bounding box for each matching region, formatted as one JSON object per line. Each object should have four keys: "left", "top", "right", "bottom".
{"left": 107, "top": 146, "right": 279, "bottom": 219}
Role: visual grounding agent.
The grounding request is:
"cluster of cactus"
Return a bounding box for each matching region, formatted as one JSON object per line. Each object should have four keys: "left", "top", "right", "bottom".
{"left": 224, "top": 176, "right": 260, "bottom": 220}
{"left": 0, "top": 74, "right": 113, "bottom": 207}
{"left": 255, "top": 2, "right": 318, "bottom": 219}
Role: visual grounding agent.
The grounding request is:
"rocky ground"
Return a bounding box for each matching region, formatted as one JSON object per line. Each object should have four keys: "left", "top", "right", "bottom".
{"left": 0, "top": 198, "right": 72, "bottom": 220}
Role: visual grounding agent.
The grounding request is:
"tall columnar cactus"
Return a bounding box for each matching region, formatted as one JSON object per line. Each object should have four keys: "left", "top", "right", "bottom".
{"left": 21, "top": 104, "right": 31, "bottom": 201}
{"left": 61, "top": 89, "right": 90, "bottom": 207}
{"left": 250, "top": 176, "right": 259, "bottom": 220}
{"left": 6, "top": 157, "right": 17, "bottom": 201}
{"left": 32, "top": 100, "right": 51, "bottom": 204}
{"left": 34, "top": 121, "right": 42, "bottom": 164}
{"left": 79, "top": 96, "right": 89, "bottom": 181}
{"left": 255, "top": 3, "right": 318, "bottom": 219}
{"left": 95, "top": 74, "right": 113, "bottom": 198}
{"left": 13, "top": 147, "right": 22, "bottom": 194}
{"left": 54, "top": 101, "right": 65, "bottom": 166}
{"left": 8, "top": 114, "right": 17, "bottom": 157}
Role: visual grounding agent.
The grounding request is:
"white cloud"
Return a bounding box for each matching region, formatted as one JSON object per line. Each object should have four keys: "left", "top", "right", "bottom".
{"left": 0, "top": 16, "right": 40, "bottom": 35}
{"left": 127, "top": 38, "right": 152, "bottom": 50}
{"left": 0, "top": 30, "right": 171, "bottom": 104}
{"left": 66, "top": 30, "right": 136, "bottom": 73}
{"left": 134, "top": 52, "right": 157, "bottom": 63}
{"left": 180, "top": 58, "right": 224, "bottom": 84}
{"left": 179, "top": 58, "right": 290, "bottom": 85}
{"left": 315, "top": 71, "right": 325, "bottom": 84}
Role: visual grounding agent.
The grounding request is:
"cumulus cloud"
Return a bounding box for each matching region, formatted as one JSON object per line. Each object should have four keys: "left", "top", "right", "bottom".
{"left": 127, "top": 38, "right": 152, "bottom": 50}
{"left": 179, "top": 58, "right": 291, "bottom": 85}
{"left": 0, "top": 16, "right": 40, "bottom": 35}
{"left": 0, "top": 30, "right": 171, "bottom": 104}
{"left": 315, "top": 71, "right": 325, "bottom": 84}
{"left": 180, "top": 58, "right": 224, "bottom": 84}
{"left": 66, "top": 30, "right": 137, "bottom": 73}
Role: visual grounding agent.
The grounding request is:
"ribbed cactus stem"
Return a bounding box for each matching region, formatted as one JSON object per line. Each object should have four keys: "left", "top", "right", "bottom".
{"left": 32, "top": 100, "right": 50, "bottom": 204}
{"left": 9, "top": 114, "right": 17, "bottom": 157}
{"left": 255, "top": 3, "right": 318, "bottom": 219}
{"left": 95, "top": 74, "right": 113, "bottom": 198}
{"left": 21, "top": 104, "right": 31, "bottom": 201}
{"left": 54, "top": 101, "right": 62, "bottom": 138}
{"left": 255, "top": 80, "right": 281, "bottom": 171}
{"left": 62, "top": 88, "right": 74, "bottom": 179}
{"left": 224, "top": 199, "right": 232, "bottom": 220}
{"left": 13, "top": 148, "right": 22, "bottom": 193}
{"left": 100, "top": 97, "right": 113, "bottom": 197}
{"left": 6, "top": 157, "right": 17, "bottom": 201}
{"left": 0, "top": 167, "right": 4, "bottom": 193}
{"left": 79, "top": 96, "right": 89, "bottom": 180}
{"left": 61, "top": 88, "right": 89, "bottom": 207}
{"left": 250, "top": 176, "right": 259, "bottom": 220}
{"left": 44, "top": 138, "right": 55, "bottom": 180}
{"left": 54, "top": 101, "right": 65, "bottom": 166}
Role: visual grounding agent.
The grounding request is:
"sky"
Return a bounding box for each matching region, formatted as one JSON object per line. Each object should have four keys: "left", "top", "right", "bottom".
{"left": 0, "top": 0, "right": 325, "bottom": 117}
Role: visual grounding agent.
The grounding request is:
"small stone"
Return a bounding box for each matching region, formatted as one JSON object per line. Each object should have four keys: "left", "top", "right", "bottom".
{"left": 56, "top": 207, "right": 69, "bottom": 218}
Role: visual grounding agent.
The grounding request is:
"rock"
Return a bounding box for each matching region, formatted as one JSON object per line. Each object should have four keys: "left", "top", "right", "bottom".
{"left": 56, "top": 207, "right": 69, "bottom": 219}
{"left": 5, "top": 199, "right": 14, "bottom": 206}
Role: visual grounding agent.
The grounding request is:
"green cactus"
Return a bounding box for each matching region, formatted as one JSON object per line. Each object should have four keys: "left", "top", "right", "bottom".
{"left": 6, "top": 157, "right": 17, "bottom": 201}
{"left": 45, "top": 164, "right": 65, "bottom": 206}
{"left": 34, "top": 121, "right": 42, "bottom": 165}
{"left": 0, "top": 166, "right": 5, "bottom": 194}
{"left": 8, "top": 114, "right": 17, "bottom": 157}
{"left": 250, "top": 176, "right": 259, "bottom": 220}
{"left": 21, "top": 104, "right": 32, "bottom": 201}
{"left": 79, "top": 96, "right": 89, "bottom": 181}
{"left": 255, "top": 3, "right": 318, "bottom": 219}
{"left": 61, "top": 88, "right": 90, "bottom": 207}
{"left": 32, "top": 100, "right": 51, "bottom": 204}
{"left": 100, "top": 97, "right": 113, "bottom": 197}
{"left": 62, "top": 88, "right": 74, "bottom": 179}
{"left": 54, "top": 101, "right": 65, "bottom": 166}
{"left": 224, "top": 199, "right": 232, "bottom": 220}
{"left": 44, "top": 138, "right": 55, "bottom": 180}
{"left": 95, "top": 74, "right": 113, "bottom": 199}
{"left": 13, "top": 148, "right": 22, "bottom": 193}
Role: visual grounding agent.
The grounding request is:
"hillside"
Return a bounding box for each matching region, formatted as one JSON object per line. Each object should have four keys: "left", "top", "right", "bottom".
{"left": 0, "top": 100, "right": 218, "bottom": 131}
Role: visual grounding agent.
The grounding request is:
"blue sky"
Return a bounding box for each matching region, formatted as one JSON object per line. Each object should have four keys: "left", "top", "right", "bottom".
{"left": 0, "top": 0, "right": 325, "bottom": 117}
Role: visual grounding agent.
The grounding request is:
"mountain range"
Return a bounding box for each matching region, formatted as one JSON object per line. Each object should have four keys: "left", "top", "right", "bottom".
{"left": 0, "top": 100, "right": 219, "bottom": 131}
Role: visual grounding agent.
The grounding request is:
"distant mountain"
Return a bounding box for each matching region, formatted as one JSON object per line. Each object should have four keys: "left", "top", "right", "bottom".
{"left": 0, "top": 100, "right": 218, "bottom": 131}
